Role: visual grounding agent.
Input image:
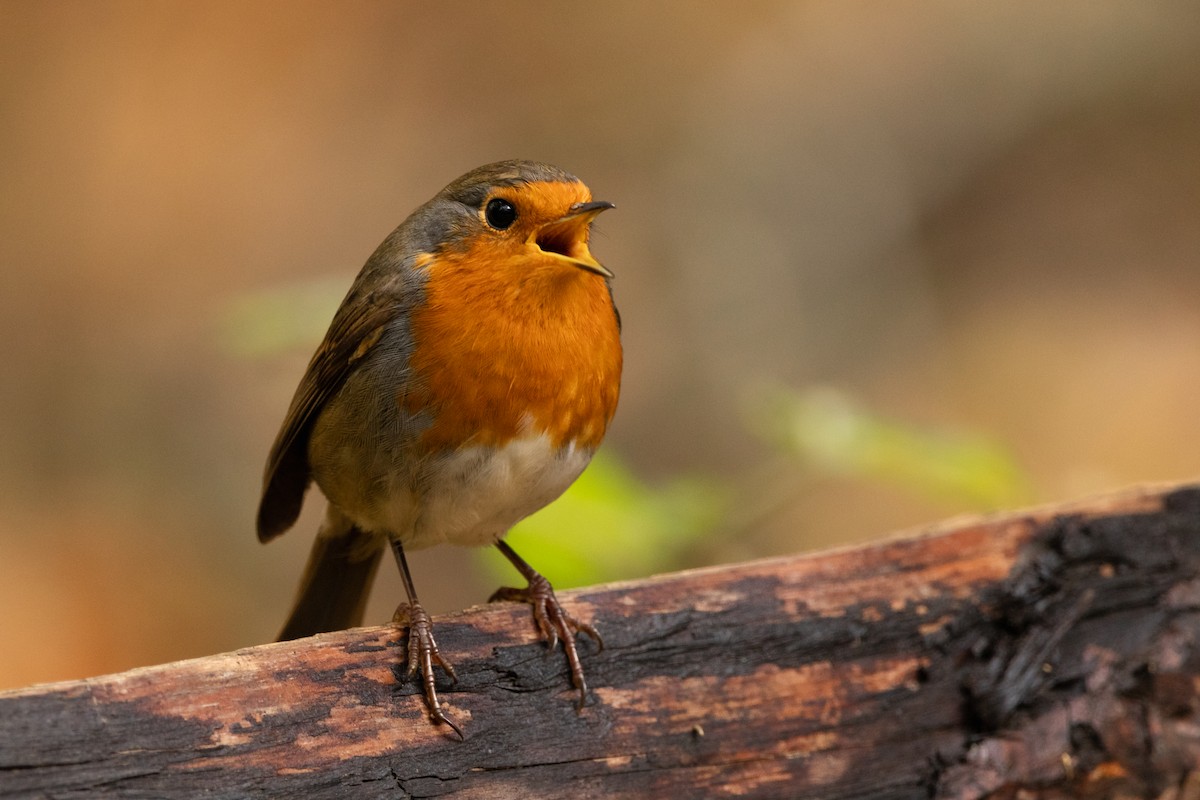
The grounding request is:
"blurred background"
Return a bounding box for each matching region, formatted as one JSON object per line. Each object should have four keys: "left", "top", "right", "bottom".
{"left": 2, "top": 1, "right": 1199, "bottom": 690}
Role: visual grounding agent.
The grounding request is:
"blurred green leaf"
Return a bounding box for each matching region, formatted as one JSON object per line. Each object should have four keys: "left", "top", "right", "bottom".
{"left": 218, "top": 277, "right": 347, "bottom": 358}
{"left": 754, "top": 386, "right": 1032, "bottom": 511}
{"left": 481, "top": 452, "right": 728, "bottom": 589}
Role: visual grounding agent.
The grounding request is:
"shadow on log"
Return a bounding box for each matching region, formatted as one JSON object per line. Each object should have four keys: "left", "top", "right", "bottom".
{"left": 3, "top": 483, "right": 1200, "bottom": 798}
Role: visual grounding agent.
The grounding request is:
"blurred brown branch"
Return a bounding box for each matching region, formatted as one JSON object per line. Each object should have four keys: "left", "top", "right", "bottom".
{"left": 2, "top": 483, "right": 1200, "bottom": 798}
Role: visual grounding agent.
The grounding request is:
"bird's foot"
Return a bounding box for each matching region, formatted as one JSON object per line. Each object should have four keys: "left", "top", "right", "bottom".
{"left": 489, "top": 572, "right": 603, "bottom": 709}
{"left": 393, "top": 601, "right": 462, "bottom": 738}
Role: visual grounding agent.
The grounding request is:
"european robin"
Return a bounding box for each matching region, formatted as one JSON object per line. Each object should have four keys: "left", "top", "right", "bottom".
{"left": 257, "top": 160, "right": 621, "bottom": 736}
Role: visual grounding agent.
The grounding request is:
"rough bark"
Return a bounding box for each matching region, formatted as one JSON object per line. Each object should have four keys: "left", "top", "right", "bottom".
{"left": 3, "top": 483, "right": 1200, "bottom": 799}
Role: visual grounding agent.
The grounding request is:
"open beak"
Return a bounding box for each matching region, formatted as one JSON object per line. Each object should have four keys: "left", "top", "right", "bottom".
{"left": 531, "top": 200, "right": 615, "bottom": 278}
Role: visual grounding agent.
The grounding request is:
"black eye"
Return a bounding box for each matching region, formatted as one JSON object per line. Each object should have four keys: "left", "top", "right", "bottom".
{"left": 485, "top": 198, "right": 517, "bottom": 230}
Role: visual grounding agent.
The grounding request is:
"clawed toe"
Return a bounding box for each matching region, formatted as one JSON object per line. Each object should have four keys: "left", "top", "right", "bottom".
{"left": 492, "top": 542, "right": 602, "bottom": 709}
{"left": 394, "top": 601, "right": 462, "bottom": 739}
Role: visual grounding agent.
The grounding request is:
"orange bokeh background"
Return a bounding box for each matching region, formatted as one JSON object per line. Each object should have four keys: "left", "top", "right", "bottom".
{"left": 2, "top": 2, "right": 1199, "bottom": 689}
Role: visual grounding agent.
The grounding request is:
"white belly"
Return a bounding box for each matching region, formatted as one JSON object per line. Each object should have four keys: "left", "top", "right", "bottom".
{"left": 403, "top": 435, "right": 593, "bottom": 550}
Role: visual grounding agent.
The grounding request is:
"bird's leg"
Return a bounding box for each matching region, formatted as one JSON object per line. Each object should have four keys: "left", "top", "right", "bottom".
{"left": 489, "top": 539, "right": 602, "bottom": 709}
{"left": 390, "top": 539, "right": 462, "bottom": 738}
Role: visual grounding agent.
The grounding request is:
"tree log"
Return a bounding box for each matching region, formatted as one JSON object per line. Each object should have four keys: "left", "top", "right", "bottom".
{"left": 3, "top": 483, "right": 1200, "bottom": 799}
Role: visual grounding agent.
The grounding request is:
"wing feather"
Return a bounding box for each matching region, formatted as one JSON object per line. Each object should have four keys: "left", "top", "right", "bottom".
{"left": 256, "top": 290, "right": 395, "bottom": 542}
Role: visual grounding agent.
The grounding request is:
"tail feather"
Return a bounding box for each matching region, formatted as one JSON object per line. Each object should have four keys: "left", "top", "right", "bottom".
{"left": 277, "top": 524, "right": 384, "bottom": 642}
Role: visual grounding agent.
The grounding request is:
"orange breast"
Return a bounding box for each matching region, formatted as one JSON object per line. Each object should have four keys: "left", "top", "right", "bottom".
{"left": 402, "top": 243, "right": 622, "bottom": 452}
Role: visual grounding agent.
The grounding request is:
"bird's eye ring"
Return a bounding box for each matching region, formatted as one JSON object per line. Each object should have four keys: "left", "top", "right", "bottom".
{"left": 484, "top": 198, "right": 518, "bottom": 230}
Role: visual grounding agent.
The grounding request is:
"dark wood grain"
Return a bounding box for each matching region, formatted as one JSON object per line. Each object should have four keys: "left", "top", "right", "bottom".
{"left": 3, "top": 484, "right": 1200, "bottom": 799}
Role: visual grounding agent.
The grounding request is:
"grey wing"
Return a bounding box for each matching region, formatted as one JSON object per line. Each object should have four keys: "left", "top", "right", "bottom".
{"left": 256, "top": 288, "right": 395, "bottom": 542}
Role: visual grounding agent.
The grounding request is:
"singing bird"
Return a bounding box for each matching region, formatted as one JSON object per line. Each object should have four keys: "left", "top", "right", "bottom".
{"left": 257, "top": 160, "right": 622, "bottom": 736}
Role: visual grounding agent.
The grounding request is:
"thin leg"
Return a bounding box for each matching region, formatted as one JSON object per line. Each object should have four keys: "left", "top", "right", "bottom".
{"left": 489, "top": 540, "right": 602, "bottom": 709}
{"left": 391, "top": 540, "right": 462, "bottom": 739}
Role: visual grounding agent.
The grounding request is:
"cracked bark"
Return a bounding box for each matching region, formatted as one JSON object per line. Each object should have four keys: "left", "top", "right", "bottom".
{"left": 3, "top": 483, "right": 1200, "bottom": 799}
